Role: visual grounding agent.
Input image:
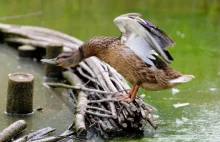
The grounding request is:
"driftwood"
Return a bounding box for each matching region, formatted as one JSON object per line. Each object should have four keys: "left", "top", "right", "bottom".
{"left": 0, "top": 120, "right": 27, "bottom": 142}
{"left": 0, "top": 23, "right": 158, "bottom": 139}
{"left": 63, "top": 71, "right": 88, "bottom": 134}
{"left": 14, "top": 127, "right": 55, "bottom": 142}
{"left": 0, "top": 120, "right": 75, "bottom": 142}
{"left": 13, "top": 123, "right": 75, "bottom": 142}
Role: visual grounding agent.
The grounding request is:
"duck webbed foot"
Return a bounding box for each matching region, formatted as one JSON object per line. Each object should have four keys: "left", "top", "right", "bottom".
{"left": 116, "top": 84, "right": 139, "bottom": 103}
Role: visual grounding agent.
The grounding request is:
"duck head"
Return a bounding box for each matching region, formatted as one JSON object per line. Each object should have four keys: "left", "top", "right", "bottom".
{"left": 41, "top": 50, "right": 83, "bottom": 67}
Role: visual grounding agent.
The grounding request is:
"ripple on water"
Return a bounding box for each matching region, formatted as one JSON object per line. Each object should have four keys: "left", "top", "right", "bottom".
{"left": 148, "top": 103, "right": 220, "bottom": 142}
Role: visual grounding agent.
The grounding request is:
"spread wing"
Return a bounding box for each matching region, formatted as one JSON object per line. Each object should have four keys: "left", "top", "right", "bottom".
{"left": 113, "top": 13, "right": 175, "bottom": 66}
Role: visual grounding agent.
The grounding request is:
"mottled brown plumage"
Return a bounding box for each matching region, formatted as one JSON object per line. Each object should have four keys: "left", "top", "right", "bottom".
{"left": 80, "top": 37, "right": 185, "bottom": 91}
{"left": 53, "top": 36, "right": 193, "bottom": 92}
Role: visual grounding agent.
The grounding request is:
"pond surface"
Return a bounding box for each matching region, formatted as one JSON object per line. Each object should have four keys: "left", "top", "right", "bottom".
{"left": 0, "top": 44, "right": 74, "bottom": 134}
{"left": 0, "top": 0, "right": 220, "bottom": 141}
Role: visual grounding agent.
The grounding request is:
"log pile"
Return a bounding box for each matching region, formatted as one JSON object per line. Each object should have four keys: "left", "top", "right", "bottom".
{"left": 0, "top": 120, "right": 75, "bottom": 142}
{"left": 0, "top": 23, "right": 158, "bottom": 139}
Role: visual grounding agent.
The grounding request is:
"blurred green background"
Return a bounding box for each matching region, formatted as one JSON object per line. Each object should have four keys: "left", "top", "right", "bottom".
{"left": 0, "top": 0, "right": 220, "bottom": 141}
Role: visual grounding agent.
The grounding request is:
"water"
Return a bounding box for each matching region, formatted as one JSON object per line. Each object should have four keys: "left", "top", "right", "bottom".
{"left": 0, "top": 44, "right": 74, "bottom": 134}
{"left": 0, "top": 0, "right": 220, "bottom": 141}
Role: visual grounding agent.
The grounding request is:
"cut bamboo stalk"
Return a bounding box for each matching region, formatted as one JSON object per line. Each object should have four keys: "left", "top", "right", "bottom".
{"left": 6, "top": 72, "right": 34, "bottom": 115}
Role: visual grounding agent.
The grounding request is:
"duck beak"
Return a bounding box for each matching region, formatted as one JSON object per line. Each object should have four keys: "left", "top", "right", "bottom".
{"left": 41, "top": 58, "right": 57, "bottom": 65}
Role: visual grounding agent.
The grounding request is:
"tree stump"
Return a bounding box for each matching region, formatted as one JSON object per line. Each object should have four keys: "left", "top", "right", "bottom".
{"left": 18, "top": 45, "right": 36, "bottom": 58}
{"left": 44, "top": 44, "right": 63, "bottom": 78}
{"left": 6, "top": 72, "right": 34, "bottom": 115}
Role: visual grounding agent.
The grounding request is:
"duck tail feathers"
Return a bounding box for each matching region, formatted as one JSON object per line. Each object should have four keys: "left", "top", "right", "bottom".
{"left": 169, "top": 75, "right": 195, "bottom": 84}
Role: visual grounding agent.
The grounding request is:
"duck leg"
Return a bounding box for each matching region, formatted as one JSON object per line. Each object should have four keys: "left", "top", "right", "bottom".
{"left": 130, "top": 84, "right": 139, "bottom": 101}
{"left": 117, "top": 84, "right": 139, "bottom": 102}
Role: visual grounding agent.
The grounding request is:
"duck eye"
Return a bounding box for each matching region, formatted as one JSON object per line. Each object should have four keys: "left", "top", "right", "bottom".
{"left": 57, "top": 55, "right": 68, "bottom": 60}
{"left": 61, "top": 55, "right": 69, "bottom": 59}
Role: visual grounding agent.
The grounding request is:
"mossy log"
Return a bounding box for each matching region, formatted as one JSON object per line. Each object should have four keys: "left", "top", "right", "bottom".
{"left": 0, "top": 120, "right": 27, "bottom": 142}
{"left": 6, "top": 72, "right": 34, "bottom": 115}
{"left": 44, "top": 44, "right": 63, "bottom": 78}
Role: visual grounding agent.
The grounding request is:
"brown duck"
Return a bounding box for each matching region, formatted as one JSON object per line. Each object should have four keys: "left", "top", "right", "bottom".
{"left": 41, "top": 13, "right": 195, "bottom": 102}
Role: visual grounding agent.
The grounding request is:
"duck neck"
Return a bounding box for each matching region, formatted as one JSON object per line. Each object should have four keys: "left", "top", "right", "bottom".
{"left": 63, "top": 50, "right": 84, "bottom": 67}
{"left": 79, "top": 36, "right": 119, "bottom": 59}
{"left": 78, "top": 47, "right": 85, "bottom": 60}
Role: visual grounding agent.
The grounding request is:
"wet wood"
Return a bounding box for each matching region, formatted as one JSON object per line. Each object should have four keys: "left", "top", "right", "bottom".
{"left": 4, "top": 37, "right": 72, "bottom": 52}
{"left": 46, "top": 82, "right": 115, "bottom": 95}
{"left": 6, "top": 72, "right": 34, "bottom": 115}
{"left": 0, "top": 23, "right": 83, "bottom": 49}
{"left": 63, "top": 71, "right": 87, "bottom": 134}
{"left": 0, "top": 120, "right": 27, "bottom": 142}
{"left": 14, "top": 127, "right": 55, "bottom": 142}
{"left": 18, "top": 45, "right": 36, "bottom": 58}
{"left": 44, "top": 44, "right": 63, "bottom": 78}
{"left": 85, "top": 57, "right": 117, "bottom": 119}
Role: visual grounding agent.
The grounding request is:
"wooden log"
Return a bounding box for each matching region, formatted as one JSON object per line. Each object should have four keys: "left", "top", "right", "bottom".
{"left": 98, "top": 119, "right": 111, "bottom": 132}
{"left": 109, "top": 119, "right": 118, "bottom": 128}
{"left": 19, "top": 25, "right": 83, "bottom": 46}
{"left": 76, "top": 91, "right": 88, "bottom": 134}
{"left": 14, "top": 127, "right": 55, "bottom": 142}
{"left": 85, "top": 110, "right": 113, "bottom": 118}
{"left": 18, "top": 45, "right": 36, "bottom": 58}
{"left": 29, "top": 136, "right": 66, "bottom": 142}
{"left": 6, "top": 72, "right": 34, "bottom": 115}
{"left": 44, "top": 44, "right": 63, "bottom": 78}
{"left": 4, "top": 37, "right": 72, "bottom": 52}
{"left": 45, "top": 82, "right": 115, "bottom": 95}
{"left": 0, "top": 120, "right": 27, "bottom": 142}
{"left": 0, "top": 23, "right": 83, "bottom": 47}
{"left": 85, "top": 58, "right": 117, "bottom": 119}
{"left": 62, "top": 71, "right": 87, "bottom": 134}
{"left": 140, "top": 107, "right": 146, "bottom": 119}
{"left": 86, "top": 106, "right": 112, "bottom": 114}
{"left": 103, "top": 118, "right": 113, "bottom": 131}
{"left": 119, "top": 113, "right": 125, "bottom": 122}
{"left": 30, "top": 134, "right": 74, "bottom": 142}
{"left": 2, "top": 28, "right": 79, "bottom": 49}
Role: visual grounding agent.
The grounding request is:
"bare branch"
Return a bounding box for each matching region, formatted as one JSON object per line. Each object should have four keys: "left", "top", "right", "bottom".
{"left": 88, "top": 99, "right": 119, "bottom": 104}
{"left": 86, "top": 110, "right": 113, "bottom": 118}
{"left": 87, "top": 106, "right": 112, "bottom": 114}
{"left": 45, "top": 82, "right": 115, "bottom": 94}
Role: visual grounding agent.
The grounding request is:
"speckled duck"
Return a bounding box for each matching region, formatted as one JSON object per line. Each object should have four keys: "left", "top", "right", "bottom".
{"left": 41, "top": 13, "right": 195, "bottom": 102}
